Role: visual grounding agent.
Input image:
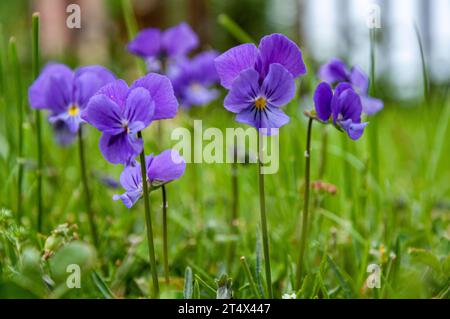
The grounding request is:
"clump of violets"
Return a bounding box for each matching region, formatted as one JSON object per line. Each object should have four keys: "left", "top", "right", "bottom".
{"left": 28, "top": 63, "right": 115, "bottom": 247}
{"left": 82, "top": 74, "right": 178, "bottom": 164}
{"left": 215, "top": 33, "right": 307, "bottom": 298}
{"left": 318, "top": 58, "right": 383, "bottom": 115}
{"left": 296, "top": 80, "right": 369, "bottom": 289}
{"left": 28, "top": 64, "right": 116, "bottom": 144}
{"left": 113, "top": 150, "right": 186, "bottom": 208}
{"left": 127, "top": 22, "right": 198, "bottom": 72}
{"left": 214, "top": 33, "right": 306, "bottom": 134}
{"left": 169, "top": 50, "right": 220, "bottom": 108}
{"left": 314, "top": 82, "right": 368, "bottom": 140}
{"left": 84, "top": 71, "right": 180, "bottom": 297}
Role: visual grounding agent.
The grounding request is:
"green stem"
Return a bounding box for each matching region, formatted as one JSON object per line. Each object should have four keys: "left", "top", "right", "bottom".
{"left": 9, "top": 37, "right": 24, "bottom": 222}
{"left": 257, "top": 132, "right": 273, "bottom": 298}
{"left": 137, "top": 131, "right": 160, "bottom": 298}
{"left": 120, "top": 0, "right": 146, "bottom": 75}
{"left": 296, "top": 117, "right": 313, "bottom": 290}
{"left": 77, "top": 128, "right": 99, "bottom": 248}
{"left": 227, "top": 149, "right": 239, "bottom": 271}
{"left": 161, "top": 184, "right": 170, "bottom": 284}
{"left": 32, "top": 13, "right": 43, "bottom": 232}
{"left": 240, "top": 256, "right": 261, "bottom": 298}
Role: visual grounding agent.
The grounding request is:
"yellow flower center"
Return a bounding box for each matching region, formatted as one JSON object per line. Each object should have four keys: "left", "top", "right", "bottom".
{"left": 255, "top": 96, "right": 267, "bottom": 110}
{"left": 68, "top": 104, "right": 79, "bottom": 116}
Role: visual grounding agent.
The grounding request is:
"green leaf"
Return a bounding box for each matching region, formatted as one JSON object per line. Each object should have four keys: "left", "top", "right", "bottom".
{"left": 327, "top": 255, "right": 353, "bottom": 298}
{"left": 0, "top": 133, "right": 9, "bottom": 160}
{"left": 183, "top": 266, "right": 193, "bottom": 299}
{"left": 298, "top": 274, "right": 315, "bottom": 298}
{"left": 255, "top": 233, "right": 265, "bottom": 297}
{"left": 193, "top": 279, "right": 200, "bottom": 299}
{"left": 49, "top": 241, "right": 96, "bottom": 283}
{"left": 409, "top": 248, "right": 441, "bottom": 274}
{"left": 91, "top": 271, "right": 115, "bottom": 299}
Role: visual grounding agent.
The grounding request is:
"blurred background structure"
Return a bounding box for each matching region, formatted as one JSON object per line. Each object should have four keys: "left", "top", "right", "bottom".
{"left": 0, "top": 0, "right": 449, "bottom": 100}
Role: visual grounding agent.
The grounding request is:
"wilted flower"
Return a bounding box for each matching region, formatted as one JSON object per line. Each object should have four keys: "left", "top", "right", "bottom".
{"left": 113, "top": 149, "right": 186, "bottom": 208}
{"left": 83, "top": 74, "right": 178, "bottom": 165}
{"left": 215, "top": 34, "right": 306, "bottom": 134}
{"left": 314, "top": 82, "right": 368, "bottom": 140}
{"left": 28, "top": 64, "right": 116, "bottom": 138}
{"left": 318, "top": 58, "right": 383, "bottom": 115}
{"left": 127, "top": 23, "right": 198, "bottom": 72}
{"left": 169, "top": 50, "right": 220, "bottom": 108}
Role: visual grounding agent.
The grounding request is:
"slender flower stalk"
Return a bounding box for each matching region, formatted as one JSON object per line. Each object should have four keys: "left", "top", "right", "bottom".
{"left": 161, "top": 184, "right": 170, "bottom": 284}
{"left": 296, "top": 117, "right": 313, "bottom": 289}
{"left": 77, "top": 128, "right": 99, "bottom": 248}
{"left": 257, "top": 132, "right": 273, "bottom": 298}
{"left": 32, "top": 13, "right": 43, "bottom": 232}
{"left": 137, "top": 131, "right": 160, "bottom": 298}
{"left": 9, "top": 37, "right": 24, "bottom": 222}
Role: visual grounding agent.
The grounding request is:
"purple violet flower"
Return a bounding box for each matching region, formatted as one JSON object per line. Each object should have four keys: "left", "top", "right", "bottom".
{"left": 82, "top": 74, "right": 178, "bottom": 165}
{"left": 318, "top": 58, "right": 383, "bottom": 115}
{"left": 51, "top": 119, "right": 77, "bottom": 146}
{"left": 28, "top": 64, "right": 116, "bottom": 136}
{"left": 214, "top": 34, "right": 306, "bottom": 134}
{"left": 314, "top": 82, "right": 368, "bottom": 140}
{"left": 127, "top": 23, "right": 198, "bottom": 72}
{"left": 169, "top": 50, "right": 220, "bottom": 108}
{"left": 113, "top": 149, "right": 186, "bottom": 208}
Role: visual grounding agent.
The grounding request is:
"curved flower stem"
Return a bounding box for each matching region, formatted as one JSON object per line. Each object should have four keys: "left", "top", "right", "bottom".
{"left": 257, "top": 131, "right": 273, "bottom": 298}
{"left": 137, "top": 131, "right": 160, "bottom": 298}
{"left": 32, "top": 13, "right": 43, "bottom": 232}
{"left": 161, "top": 184, "right": 170, "bottom": 284}
{"left": 296, "top": 117, "right": 313, "bottom": 290}
{"left": 77, "top": 128, "right": 99, "bottom": 248}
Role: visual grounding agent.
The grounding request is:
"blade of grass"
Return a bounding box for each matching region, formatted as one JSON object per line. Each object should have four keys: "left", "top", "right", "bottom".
{"left": 120, "top": 0, "right": 146, "bottom": 75}
{"left": 91, "top": 271, "right": 116, "bottom": 299}
{"left": 326, "top": 255, "right": 353, "bottom": 298}
{"left": 240, "top": 256, "right": 261, "bottom": 298}
{"left": 183, "top": 266, "right": 193, "bottom": 299}
{"left": 32, "top": 13, "right": 43, "bottom": 233}
{"left": 426, "top": 98, "right": 450, "bottom": 182}
{"left": 414, "top": 23, "right": 430, "bottom": 101}
{"left": 218, "top": 14, "right": 255, "bottom": 44}
{"left": 8, "top": 37, "right": 24, "bottom": 222}
{"left": 194, "top": 274, "right": 216, "bottom": 296}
